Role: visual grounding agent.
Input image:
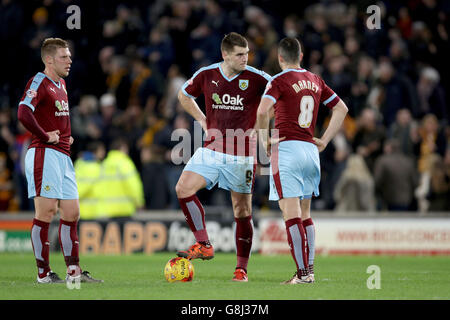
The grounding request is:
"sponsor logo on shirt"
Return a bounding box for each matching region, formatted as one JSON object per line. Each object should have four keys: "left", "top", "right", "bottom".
{"left": 55, "top": 100, "right": 70, "bottom": 116}
{"left": 211, "top": 93, "right": 244, "bottom": 111}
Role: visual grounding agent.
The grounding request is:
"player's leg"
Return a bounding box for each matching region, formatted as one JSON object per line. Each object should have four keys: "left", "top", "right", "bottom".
{"left": 58, "top": 199, "right": 103, "bottom": 282}
{"left": 25, "top": 148, "right": 64, "bottom": 283}
{"left": 230, "top": 191, "right": 253, "bottom": 282}
{"left": 279, "top": 197, "right": 313, "bottom": 284}
{"left": 175, "top": 170, "right": 214, "bottom": 260}
{"left": 32, "top": 196, "right": 64, "bottom": 283}
{"left": 58, "top": 199, "right": 80, "bottom": 273}
{"left": 301, "top": 198, "right": 315, "bottom": 277}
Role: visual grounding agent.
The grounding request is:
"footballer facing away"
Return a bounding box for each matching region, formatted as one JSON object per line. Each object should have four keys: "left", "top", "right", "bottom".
{"left": 256, "top": 37, "right": 348, "bottom": 284}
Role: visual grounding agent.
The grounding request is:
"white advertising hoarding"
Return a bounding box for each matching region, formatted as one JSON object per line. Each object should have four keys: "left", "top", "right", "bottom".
{"left": 259, "top": 217, "right": 450, "bottom": 255}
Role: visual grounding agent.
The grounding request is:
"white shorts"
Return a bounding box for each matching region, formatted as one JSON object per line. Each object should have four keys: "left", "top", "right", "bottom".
{"left": 183, "top": 147, "right": 256, "bottom": 194}
{"left": 269, "top": 140, "right": 320, "bottom": 201}
{"left": 25, "top": 147, "right": 79, "bottom": 199}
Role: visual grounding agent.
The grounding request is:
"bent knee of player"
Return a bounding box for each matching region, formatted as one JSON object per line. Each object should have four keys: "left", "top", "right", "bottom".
{"left": 175, "top": 179, "right": 196, "bottom": 199}
{"left": 175, "top": 172, "right": 206, "bottom": 198}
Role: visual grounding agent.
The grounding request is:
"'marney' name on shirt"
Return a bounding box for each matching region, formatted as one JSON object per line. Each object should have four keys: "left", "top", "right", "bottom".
{"left": 292, "top": 80, "right": 319, "bottom": 94}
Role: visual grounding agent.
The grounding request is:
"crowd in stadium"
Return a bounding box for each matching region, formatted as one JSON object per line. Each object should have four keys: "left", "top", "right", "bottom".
{"left": 0, "top": 0, "right": 449, "bottom": 213}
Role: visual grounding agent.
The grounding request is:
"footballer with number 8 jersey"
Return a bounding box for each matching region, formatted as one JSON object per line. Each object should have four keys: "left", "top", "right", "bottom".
{"left": 17, "top": 38, "right": 102, "bottom": 284}
{"left": 175, "top": 32, "right": 271, "bottom": 282}
{"left": 256, "top": 37, "right": 348, "bottom": 284}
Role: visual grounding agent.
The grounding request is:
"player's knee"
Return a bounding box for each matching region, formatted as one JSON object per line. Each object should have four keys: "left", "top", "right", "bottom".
{"left": 233, "top": 204, "right": 251, "bottom": 219}
{"left": 175, "top": 180, "right": 193, "bottom": 199}
{"left": 36, "top": 205, "right": 58, "bottom": 222}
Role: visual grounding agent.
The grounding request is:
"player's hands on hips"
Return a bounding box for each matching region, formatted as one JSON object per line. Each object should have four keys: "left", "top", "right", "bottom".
{"left": 69, "top": 136, "right": 74, "bottom": 145}
{"left": 264, "top": 136, "right": 286, "bottom": 157}
{"left": 47, "top": 130, "right": 60, "bottom": 144}
{"left": 313, "top": 137, "right": 327, "bottom": 152}
{"left": 200, "top": 119, "right": 208, "bottom": 138}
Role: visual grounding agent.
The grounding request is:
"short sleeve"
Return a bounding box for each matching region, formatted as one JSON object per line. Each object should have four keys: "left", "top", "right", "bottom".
{"left": 18, "top": 73, "right": 46, "bottom": 112}
{"left": 181, "top": 70, "right": 204, "bottom": 99}
{"left": 262, "top": 79, "right": 280, "bottom": 104}
{"left": 319, "top": 78, "right": 340, "bottom": 109}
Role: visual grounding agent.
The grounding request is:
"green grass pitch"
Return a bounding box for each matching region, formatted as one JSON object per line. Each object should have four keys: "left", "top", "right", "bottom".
{"left": 0, "top": 252, "right": 449, "bottom": 300}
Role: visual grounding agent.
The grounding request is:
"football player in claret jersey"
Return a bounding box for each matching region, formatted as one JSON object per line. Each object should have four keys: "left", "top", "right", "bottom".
{"left": 175, "top": 32, "right": 271, "bottom": 282}
{"left": 256, "top": 38, "right": 348, "bottom": 284}
{"left": 18, "top": 38, "right": 102, "bottom": 283}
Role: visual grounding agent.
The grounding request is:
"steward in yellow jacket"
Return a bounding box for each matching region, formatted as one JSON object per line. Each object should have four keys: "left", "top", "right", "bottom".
{"left": 97, "top": 139, "right": 144, "bottom": 218}
{"left": 75, "top": 142, "right": 105, "bottom": 220}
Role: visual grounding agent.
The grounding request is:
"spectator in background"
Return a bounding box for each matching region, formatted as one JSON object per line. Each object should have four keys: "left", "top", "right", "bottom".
{"left": 70, "top": 95, "right": 102, "bottom": 156}
{"left": 100, "top": 4, "right": 143, "bottom": 54}
{"left": 138, "top": 112, "right": 167, "bottom": 149}
{"left": 159, "top": 64, "right": 187, "bottom": 120}
{"left": 416, "top": 66, "right": 447, "bottom": 125}
{"left": 387, "top": 108, "right": 419, "bottom": 157}
{"left": 396, "top": 6, "right": 413, "bottom": 40}
{"left": 374, "top": 139, "right": 418, "bottom": 211}
{"left": 344, "top": 36, "right": 363, "bottom": 75}
{"left": 333, "top": 154, "right": 376, "bottom": 212}
{"left": 352, "top": 108, "right": 385, "bottom": 173}
{"left": 203, "top": 0, "right": 232, "bottom": 36}
{"left": 320, "top": 127, "right": 352, "bottom": 210}
{"left": 349, "top": 55, "right": 375, "bottom": 119}
{"left": 322, "top": 53, "right": 352, "bottom": 105}
{"left": 389, "top": 36, "right": 413, "bottom": 79}
{"left": 189, "top": 22, "right": 222, "bottom": 71}
{"left": 154, "top": 113, "right": 195, "bottom": 209}
{"left": 140, "top": 26, "right": 174, "bottom": 76}
{"left": 23, "top": 7, "right": 55, "bottom": 74}
{"left": 75, "top": 141, "right": 106, "bottom": 220}
{"left": 409, "top": 21, "right": 438, "bottom": 67}
{"left": 367, "top": 60, "right": 418, "bottom": 127}
{"left": 120, "top": 102, "right": 146, "bottom": 168}
{"left": 165, "top": 0, "right": 196, "bottom": 77}
{"left": 140, "top": 145, "right": 168, "bottom": 209}
{"left": 427, "top": 153, "right": 450, "bottom": 211}
{"left": 245, "top": 7, "right": 278, "bottom": 61}
{"left": 415, "top": 114, "right": 447, "bottom": 174}
{"left": 128, "top": 56, "right": 152, "bottom": 106}
{"left": 98, "top": 93, "right": 123, "bottom": 148}
{"left": 414, "top": 114, "right": 447, "bottom": 212}
{"left": 105, "top": 55, "right": 130, "bottom": 109}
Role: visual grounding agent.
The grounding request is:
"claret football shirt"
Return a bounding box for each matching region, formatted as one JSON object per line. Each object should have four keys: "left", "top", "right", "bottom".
{"left": 263, "top": 68, "right": 340, "bottom": 143}
{"left": 19, "top": 72, "right": 71, "bottom": 155}
{"left": 182, "top": 62, "right": 271, "bottom": 156}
